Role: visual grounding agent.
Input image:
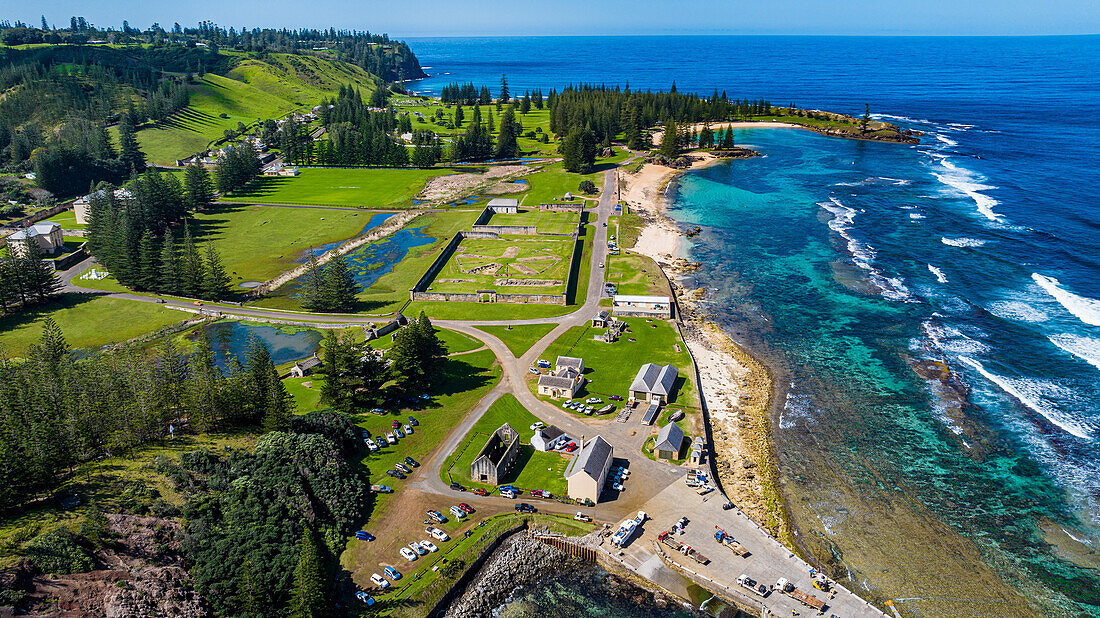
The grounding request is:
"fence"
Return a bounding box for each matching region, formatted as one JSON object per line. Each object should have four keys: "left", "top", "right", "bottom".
{"left": 532, "top": 534, "right": 598, "bottom": 562}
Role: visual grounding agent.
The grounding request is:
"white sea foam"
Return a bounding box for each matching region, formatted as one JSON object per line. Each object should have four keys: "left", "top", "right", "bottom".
{"left": 941, "top": 237, "right": 987, "bottom": 248}
{"left": 909, "top": 213, "right": 926, "bottom": 220}
{"left": 1048, "top": 334, "right": 1100, "bottom": 372}
{"left": 987, "top": 300, "right": 1049, "bottom": 323}
{"left": 871, "top": 113, "right": 933, "bottom": 125}
{"left": 922, "top": 320, "right": 990, "bottom": 356}
{"left": 959, "top": 356, "right": 1094, "bottom": 440}
{"left": 930, "top": 156, "right": 1002, "bottom": 222}
{"left": 877, "top": 176, "right": 911, "bottom": 186}
{"left": 820, "top": 198, "right": 914, "bottom": 302}
{"left": 935, "top": 134, "right": 959, "bottom": 147}
{"left": 779, "top": 386, "right": 818, "bottom": 429}
{"left": 1032, "top": 274, "right": 1100, "bottom": 327}
{"left": 928, "top": 264, "right": 948, "bottom": 284}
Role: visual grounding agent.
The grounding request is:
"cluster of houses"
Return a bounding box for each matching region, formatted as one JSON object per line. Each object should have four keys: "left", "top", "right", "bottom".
{"left": 536, "top": 356, "right": 586, "bottom": 400}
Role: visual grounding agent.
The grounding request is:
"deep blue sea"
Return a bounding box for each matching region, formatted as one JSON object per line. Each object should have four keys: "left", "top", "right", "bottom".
{"left": 405, "top": 36, "right": 1100, "bottom": 616}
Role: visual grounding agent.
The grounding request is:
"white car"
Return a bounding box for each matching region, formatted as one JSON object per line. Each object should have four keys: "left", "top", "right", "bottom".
{"left": 404, "top": 424, "right": 413, "bottom": 434}
{"left": 386, "top": 432, "right": 396, "bottom": 445}
{"left": 530, "top": 421, "right": 545, "bottom": 431}
{"left": 370, "top": 573, "right": 390, "bottom": 588}
{"left": 428, "top": 527, "right": 450, "bottom": 542}
{"left": 449, "top": 506, "right": 466, "bottom": 520}
{"left": 408, "top": 541, "right": 427, "bottom": 555}
{"left": 419, "top": 539, "right": 439, "bottom": 552}
{"left": 365, "top": 439, "right": 378, "bottom": 451}
{"left": 400, "top": 547, "right": 418, "bottom": 561}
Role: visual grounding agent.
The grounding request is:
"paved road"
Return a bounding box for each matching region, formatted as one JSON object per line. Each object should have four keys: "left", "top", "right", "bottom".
{"left": 58, "top": 165, "right": 886, "bottom": 616}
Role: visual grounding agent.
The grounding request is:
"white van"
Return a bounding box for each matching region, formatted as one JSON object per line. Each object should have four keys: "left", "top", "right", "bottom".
{"left": 449, "top": 506, "right": 466, "bottom": 520}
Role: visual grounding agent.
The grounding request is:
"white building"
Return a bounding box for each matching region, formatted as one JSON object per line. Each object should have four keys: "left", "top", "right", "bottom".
{"left": 8, "top": 221, "right": 64, "bottom": 257}
{"left": 531, "top": 425, "right": 567, "bottom": 452}
{"left": 486, "top": 198, "right": 519, "bottom": 214}
{"left": 612, "top": 294, "right": 672, "bottom": 319}
{"left": 564, "top": 436, "right": 613, "bottom": 504}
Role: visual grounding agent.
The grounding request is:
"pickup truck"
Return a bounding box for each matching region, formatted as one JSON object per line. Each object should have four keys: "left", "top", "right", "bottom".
{"left": 369, "top": 484, "right": 393, "bottom": 493}
{"left": 775, "top": 577, "right": 826, "bottom": 612}
{"left": 573, "top": 512, "right": 592, "bottom": 522}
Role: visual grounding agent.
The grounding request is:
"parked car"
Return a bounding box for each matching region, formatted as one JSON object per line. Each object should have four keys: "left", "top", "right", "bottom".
{"left": 530, "top": 367, "right": 540, "bottom": 375}
{"left": 536, "top": 359, "right": 551, "bottom": 368}
{"left": 386, "top": 433, "right": 396, "bottom": 445}
{"left": 361, "top": 429, "right": 372, "bottom": 439}
{"left": 449, "top": 506, "right": 466, "bottom": 520}
{"left": 409, "top": 541, "right": 427, "bottom": 555}
{"left": 365, "top": 439, "right": 378, "bottom": 451}
{"left": 354, "top": 531, "right": 375, "bottom": 541}
{"left": 530, "top": 489, "right": 548, "bottom": 498}
{"left": 427, "top": 510, "right": 447, "bottom": 523}
{"left": 369, "top": 408, "right": 385, "bottom": 415}
{"left": 472, "top": 488, "right": 489, "bottom": 496}
{"left": 450, "top": 482, "right": 465, "bottom": 491}
{"left": 385, "top": 470, "right": 402, "bottom": 479}
{"left": 394, "top": 427, "right": 405, "bottom": 438}
{"left": 405, "top": 456, "right": 420, "bottom": 468}
{"left": 586, "top": 397, "right": 602, "bottom": 404}
{"left": 420, "top": 539, "right": 439, "bottom": 552}
{"left": 370, "top": 573, "right": 389, "bottom": 588}
{"left": 384, "top": 566, "right": 402, "bottom": 581}
{"left": 515, "top": 503, "right": 537, "bottom": 513}
{"left": 561, "top": 401, "right": 572, "bottom": 408}
{"left": 499, "top": 485, "right": 519, "bottom": 493}
{"left": 400, "top": 547, "right": 418, "bottom": 561}
{"left": 419, "top": 394, "right": 432, "bottom": 400}
{"left": 564, "top": 443, "right": 578, "bottom": 453}
{"left": 355, "top": 591, "right": 376, "bottom": 606}
{"left": 392, "top": 420, "right": 401, "bottom": 429}
{"left": 609, "top": 395, "right": 624, "bottom": 401}
{"left": 427, "top": 527, "right": 450, "bottom": 542}
{"left": 394, "top": 462, "right": 411, "bottom": 474}
{"left": 500, "top": 489, "right": 516, "bottom": 499}
{"left": 404, "top": 424, "right": 414, "bottom": 434}
{"left": 408, "top": 416, "right": 419, "bottom": 426}
{"left": 370, "top": 484, "right": 392, "bottom": 493}
{"left": 574, "top": 512, "right": 592, "bottom": 522}
{"left": 458, "top": 503, "right": 474, "bottom": 514}
{"left": 530, "top": 421, "right": 545, "bottom": 431}
{"left": 722, "top": 501, "right": 734, "bottom": 511}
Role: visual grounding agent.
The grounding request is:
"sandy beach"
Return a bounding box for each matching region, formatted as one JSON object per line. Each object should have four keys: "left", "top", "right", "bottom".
{"left": 620, "top": 154, "right": 789, "bottom": 538}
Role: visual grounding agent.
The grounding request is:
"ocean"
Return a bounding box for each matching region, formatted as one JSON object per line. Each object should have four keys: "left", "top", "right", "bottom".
{"left": 405, "top": 36, "right": 1100, "bottom": 615}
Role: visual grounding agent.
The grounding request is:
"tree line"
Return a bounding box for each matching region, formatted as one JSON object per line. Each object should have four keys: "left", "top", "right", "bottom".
{"left": 0, "top": 319, "right": 294, "bottom": 512}
{"left": 0, "top": 237, "right": 61, "bottom": 315}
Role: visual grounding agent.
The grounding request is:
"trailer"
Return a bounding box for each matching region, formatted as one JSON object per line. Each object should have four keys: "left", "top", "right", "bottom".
{"left": 611, "top": 510, "right": 647, "bottom": 547}
{"left": 775, "top": 577, "right": 826, "bottom": 613}
{"left": 714, "top": 526, "right": 751, "bottom": 557}
{"left": 659, "top": 529, "right": 709, "bottom": 564}
{"left": 737, "top": 574, "right": 769, "bottom": 598}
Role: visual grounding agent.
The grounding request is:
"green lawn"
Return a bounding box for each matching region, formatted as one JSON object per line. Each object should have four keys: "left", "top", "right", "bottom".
{"left": 517, "top": 160, "right": 616, "bottom": 207}
{"left": 131, "top": 74, "right": 303, "bottom": 165}
{"left": 187, "top": 202, "right": 391, "bottom": 285}
{"left": 605, "top": 252, "right": 669, "bottom": 296}
{"left": 392, "top": 101, "right": 560, "bottom": 157}
{"left": 531, "top": 317, "right": 699, "bottom": 412}
{"left": 611, "top": 211, "right": 644, "bottom": 249}
{"left": 354, "top": 349, "right": 501, "bottom": 519}
{"left": 481, "top": 208, "right": 579, "bottom": 234}
{"left": 284, "top": 376, "right": 323, "bottom": 413}
{"left": 222, "top": 167, "right": 450, "bottom": 208}
{"left": 440, "top": 394, "right": 569, "bottom": 496}
{"left": 430, "top": 235, "right": 574, "bottom": 294}
{"left": 46, "top": 209, "right": 85, "bottom": 230}
{"left": 474, "top": 324, "right": 557, "bottom": 357}
{"left": 0, "top": 294, "right": 187, "bottom": 355}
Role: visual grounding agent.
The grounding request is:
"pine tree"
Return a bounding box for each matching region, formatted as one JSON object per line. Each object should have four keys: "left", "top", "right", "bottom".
{"left": 861, "top": 103, "right": 871, "bottom": 132}
{"left": 35, "top": 317, "right": 70, "bottom": 370}
{"left": 288, "top": 526, "right": 327, "bottom": 618}
{"left": 321, "top": 255, "right": 360, "bottom": 313}
{"left": 184, "top": 163, "right": 214, "bottom": 209}
{"left": 236, "top": 559, "right": 263, "bottom": 617}
{"left": 388, "top": 312, "right": 447, "bottom": 391}
{"left": 117, "top": 115, "right": 146, "bottom": 173}
{"left": 181, "top": 227, "right": 204, "bottom": 298}
{"left": 698, "top": 125, "right": 714, "bottom": 149}
{"left": 520, "top": 93, "right": 531, "bottom": 115}
{"left": 454, "top": 105, "right": 464, "bottom": 128}
{"left": 20, "top": 239, "right": 60, "bottom": 303}
{"left": 719, "top": 125, "right": 735, "bottom": 149}
{"left": 498, "top": 74, "right": 510, "bottom": 104}
{"left": 494, "top": 105, "right": 519, "bottom": 160}
{"left": 659, "top": 120, "right": 680, "bottom": 158}
{"left": 203, "top": 245, "right": 229, "bottom": 300}
{"left": 136, "top": 229, "right": 158, "bottom": 291}
{"left": 300, "top": 250, "right": 325, "bottom": 312}
{"left": 159, "top": 231, "right": 180, "bottom": 294}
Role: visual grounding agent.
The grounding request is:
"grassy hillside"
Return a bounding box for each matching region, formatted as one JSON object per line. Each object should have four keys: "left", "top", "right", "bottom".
{"left": 134, "top": 54, "right": 379, "bottom": 165}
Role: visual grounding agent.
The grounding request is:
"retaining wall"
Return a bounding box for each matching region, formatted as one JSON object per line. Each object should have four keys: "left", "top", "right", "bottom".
{"left": 538, "top": 202, "right": 583, "bottom": 212}
{"left": 471, "top": 224, "right": 539, "bottom": 235}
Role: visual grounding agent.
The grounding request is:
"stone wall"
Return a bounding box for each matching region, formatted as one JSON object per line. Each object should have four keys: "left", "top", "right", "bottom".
{"left": 471, "top": 224, "right": 538, "bottom": 235}
{"left": 538, "top": 202, "right": 583, "bottom": 212}
{"left": 460, "top": 230, "right": 500, "bottom": 240}
{"left": 410, "top": 233, "right": 465, "bottom": 295}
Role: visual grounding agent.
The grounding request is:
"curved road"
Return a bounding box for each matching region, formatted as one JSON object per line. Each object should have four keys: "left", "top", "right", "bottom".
{"left": 60, "top": 166, "right": 885, "bottom": 617}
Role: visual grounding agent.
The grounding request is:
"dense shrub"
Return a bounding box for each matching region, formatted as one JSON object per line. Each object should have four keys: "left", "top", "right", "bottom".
{"left": 24, "top": 529, "right": 93, "bottom": 574}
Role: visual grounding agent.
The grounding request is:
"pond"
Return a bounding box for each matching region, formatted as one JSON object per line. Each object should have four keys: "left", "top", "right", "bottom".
{"left": 294, "top": 212, "right": 395, "bottom": 262}
{"left": 199, "top": 321, "right": 323, "bottom": 371}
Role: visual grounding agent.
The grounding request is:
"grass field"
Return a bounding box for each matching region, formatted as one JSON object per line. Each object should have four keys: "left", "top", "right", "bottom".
{"left": 605, "top": 252, "right": 669, "bottom": 297}
{"left": 439, "top": 394, "right": 569, "bottom": 495}
{"left": 354, "top": 348, "right": 501, "bottom": 518}
{"left": 187, "top": 202, "right": 392, "bottom": 285}
{"left": 393, "top": 101, "right": 560, "bottom": 157}
{"left": 0, "top": 430, "right": 258, "bottom": 567}
{"left": 474, "top": 324, "right": 557, "bottom": 357}
{"left": 429, "top": 236, "right": 574, "bottom": 294}
{"left": 481, "top": 208, "right": 578, "bottom": 234}
{"left": 531, "top": 317, "right": 699, "bottom": 413}
{"left": 44, "top": 209, "right": 84, "bottom": 230}
{"left": 0, "top": 295, "right": 187, "bottom": 355}
{"left": 223, "top": 167, "right": 451, "bottom": 208}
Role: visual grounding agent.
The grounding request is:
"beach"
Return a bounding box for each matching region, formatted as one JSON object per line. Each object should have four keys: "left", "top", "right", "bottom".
{"left": 620, "top": 155, "right": 790, "bottom": 540}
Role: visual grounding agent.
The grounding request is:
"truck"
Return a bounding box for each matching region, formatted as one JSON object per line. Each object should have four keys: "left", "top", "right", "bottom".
{"left": 736, "top": 574, "right": 769, "bottom": 598}
{"left": 611, "top": 510, "right": 647, "bottom": 547}
{"left": 658, "top": 530, "right": 709, "bottom": 565}
{"left": 775, "top": 577, "right": 826, "bottom": 613}
{"left": 714, "top": 526, "right": 751, "bottom": 557}
{"left": 370, "top": 484, "right": 393, "bottom": 493}
{"left": 573, "top": 512, "right": 592, "bottom": 522}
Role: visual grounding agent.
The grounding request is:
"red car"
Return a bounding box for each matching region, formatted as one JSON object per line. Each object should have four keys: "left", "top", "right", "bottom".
{"left": 392, "top": 420, "right": 401, "bottom": 428}
{"left": 472, "top": 488, "right": 488, "bottom": 496}
{"left": 564, "top": 443, "right": 578, "bottom": 453}
{"left": 458, "top": 503, "right": 474, "bottom": 514}
{"left": 609, "top": 395, "right": 624, "bottom": 401}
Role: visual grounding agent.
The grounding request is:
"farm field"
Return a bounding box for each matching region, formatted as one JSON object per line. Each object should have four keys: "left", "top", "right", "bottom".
{"left": 222, "top": 167, "right": 451, "bottom": 208}
{"left": 429, "top": 236, "right": 574, "bottom": 294}
{"left": 439, "top": 394, "right": 569, "bottom": 496}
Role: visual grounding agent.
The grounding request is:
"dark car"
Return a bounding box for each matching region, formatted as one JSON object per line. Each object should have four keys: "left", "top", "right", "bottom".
{"left": 722, "top": 501, "right": 734, "bottom": 511}
{"left": 408, "top": 416, "right": 419, "bottom": 426}
{"left": 386, "top": 470, "right": 406, "bottom": 479}
{"left": 405, "top": 456, "right": 420, "bottom": 468}
{"left": 609, "top": 395, "right": 624, "bottom": 401}
{"left": 361, "top": 429, "right": 372, "bottom": 439}
{"left": 514, "top": 503, "right": 537, "bottom": 513}
{"left": 392, "top": 420, "right": 401, "bottom": 429}
{"left": 450, "top": 482, "right": 465, "bottom": 492}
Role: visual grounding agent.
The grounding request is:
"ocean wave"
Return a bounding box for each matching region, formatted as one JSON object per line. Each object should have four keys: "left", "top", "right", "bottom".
{"left": 930, "top": 156, "right": 1003, "bottom": 222}
{"left": 922, "top": 320, "right": 989, "bottom": 357}
{"left": 959, "top": 356, "right": 1095, "bottom": 440}
{"left": 1048, "top": 334, "right": 1100, "bottom": 372}
{"left": 779, "top": 387, "right": 819, "bottom": 429}
{"left": 987, "top": 300, "right": 1049, "bottom": 323}
{"left": 935, "top": 134, "right": 959, "bottom": 147}
{"left": 1031, "top": 274, "right": 1100, "bottom": 327}
{"left": 871, "top": 113, "right": 933, "bottom": 125}
{"left": 941, "top": 237, "right": 987, "bottom": 248}
{"left": 909, "top": 212, "right": 926, "bottom": 220}
{"left": 928, "top": 264, "right": 948, "bottom": 283}
{"left": 820, "top": 198, "right": 915, "bottom": 302}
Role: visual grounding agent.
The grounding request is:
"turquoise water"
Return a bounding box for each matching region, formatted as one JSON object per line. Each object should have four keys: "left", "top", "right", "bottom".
{"left": 201, "top": 321, "right": 321, "bottom": 370}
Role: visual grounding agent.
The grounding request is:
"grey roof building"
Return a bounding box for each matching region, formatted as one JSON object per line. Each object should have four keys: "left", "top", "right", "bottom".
{"left": 556, "top": 356, "right": 584, "bottom": 373}
{"left": 654, "top": 423, "right": 685, "bottom": 460}
{"left": 629, "top": 363, "right": 679, "bottom": 403}
{"left": 471, "top": 423, "right": 521, "bottom": 485}
{"left": 565, "top": 436, "right": 613, "bottom": 504}
{"left": 531, "top": 425, "right": 567, "bottom": 452}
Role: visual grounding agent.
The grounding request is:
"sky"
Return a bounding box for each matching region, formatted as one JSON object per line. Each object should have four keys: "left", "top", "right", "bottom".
{"left": 20, "top": 0, "right": 1100, "bottom": 37}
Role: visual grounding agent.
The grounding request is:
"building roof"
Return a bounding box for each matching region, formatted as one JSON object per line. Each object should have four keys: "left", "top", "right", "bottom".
{"left": 630, "top": 363, "right": 678, "bottom": 396}
{"left": 538, "top": 373, "right": 578, "bottom": 390}
{"left": 595, "top": 310, "right": 611, "bottom": 321}
{"left": 474, "top": 423, "right": 518, "bottom": 466}
{"left": 294, "top": 355, "right": 321, "bottom": 371}
{"left": 487, "top": 198, "right": 519, "bottom": 207}
{"left": 557, "top": 356, "right": 584, "bottom": 371}
{"left": 655, "top": 423, "right": 685, "bottom": 453}
{"left": 565, "top": 436, "right": 613, "bottom": 481}
{"left": 536, "top": 425, "right": 565, "bottom": 442}
{"left": 614, "top": 294, "right": 671, "bottom": 305}
{"left": 9, "top": 221, "right": 61, "bottom": 241}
